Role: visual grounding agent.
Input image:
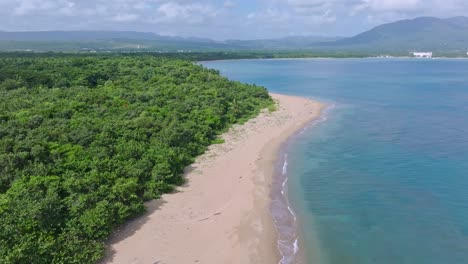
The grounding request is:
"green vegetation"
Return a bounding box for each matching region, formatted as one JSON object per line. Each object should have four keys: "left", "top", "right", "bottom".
{"left": 3, "top": 17, "right": 468, "bottom": 57}
{"left": 328, "top": 17, "right": 468, "bottom": 54}
{"left": 0, "top": 54, "right": 273, "bottom": 263}
{"left": 268, "top": 103, "right": 278, "bottom": 113}
{"left": 0, "top": 50, "right": 373, "bottom": 62}
{"left": 0, "top": 31, "right": 339, "bottom": 53}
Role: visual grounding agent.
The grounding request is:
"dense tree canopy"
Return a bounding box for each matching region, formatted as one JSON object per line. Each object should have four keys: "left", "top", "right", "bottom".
{"left": 0, "top": 55, "right": 273, "bottom": 263}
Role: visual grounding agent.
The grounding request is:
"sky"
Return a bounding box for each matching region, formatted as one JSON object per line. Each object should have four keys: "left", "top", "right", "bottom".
{"left": 0, "top": 0, "right": 467, "bottom": 40}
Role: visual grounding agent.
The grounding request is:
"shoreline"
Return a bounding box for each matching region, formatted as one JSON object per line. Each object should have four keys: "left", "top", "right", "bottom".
{"left": 274, "top": 102, "right": 334, "bottom": 264}
{"left": 199, "top": 57, "right": 468, "bottom": 64}
{"left": 101, "top": 93, "right": 325, "bottom": 264}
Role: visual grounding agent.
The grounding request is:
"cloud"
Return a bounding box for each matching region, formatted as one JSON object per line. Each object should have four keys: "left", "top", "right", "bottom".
{"left": 366, "top": 0, "right": 422, "bottom": 11}
{"left": 286, "top": 0, "right": 467, "bottom": 17}
{"left": 154, "top": 2, "right": 218, "bottom": 24}
{"left": 13, "top": 0, "right": 75, "bottom": 16}
{"left": 0, "top": 0, "right": 467, "bottom": 39}
{"left": 223, "top": 1, "right": 236, "bottom": 8}
{"left": 112, "top": 13, "right": 140, "bottom": 22}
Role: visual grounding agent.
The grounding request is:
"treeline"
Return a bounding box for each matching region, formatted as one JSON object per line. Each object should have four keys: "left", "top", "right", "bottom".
{"left": 0, "top": 51, "right": 274, "bottom": 61}
{"left": 0, "top": 51, "right": 372, "bottom": 62}
{"left": 0, "top": 55, "right": 273, "bottom": 263}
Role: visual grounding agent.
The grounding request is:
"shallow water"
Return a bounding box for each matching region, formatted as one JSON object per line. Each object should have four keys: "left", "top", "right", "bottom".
{"left": 270, "top": 153, "right": 299, "bottom": 264}
{"left": 202, "top": 59, "right": 468, "bottom": 264}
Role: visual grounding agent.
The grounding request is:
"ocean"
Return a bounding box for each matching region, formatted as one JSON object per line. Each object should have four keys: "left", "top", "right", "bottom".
{"left": 201, "top": 58, "right": 468, "bottom": 264}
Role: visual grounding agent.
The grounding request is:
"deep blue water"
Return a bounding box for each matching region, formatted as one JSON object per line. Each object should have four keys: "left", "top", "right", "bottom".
{"left": 201, "top": 59, "right": 468, "bottom": 264}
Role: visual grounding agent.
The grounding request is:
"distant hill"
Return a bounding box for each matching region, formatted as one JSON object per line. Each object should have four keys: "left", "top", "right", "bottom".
{"left": 224, "top": 36, "right": 342, "bottom": 50}
{"left": 0, "top": 31, "right": 158, "bottom": 41}
{"left": 0, "top": 31, "right": 231, "bottom": 51}
{"left": 0, "top": 31, "right": 340, "bottom": 52}
{"left": 322, "top": 16, "right": 468, "bottom": 53}
{"left": 2, "top": 17, "right": 468, "bottom": 55}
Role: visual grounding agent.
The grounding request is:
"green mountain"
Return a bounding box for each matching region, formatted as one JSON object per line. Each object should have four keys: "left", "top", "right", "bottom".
{"left": 0, "top": 31, "right": 232, "bottom": 52}
{"left": 323, "top": 16, "right": 468, "bottom": 53}
{"left": 0, "top": 31, "right": 339, "bottom": 52}
{"left": 2, "top": 17, "right": 468, "bottom": 55}
{"left": 224, "top": 36, "right": 342, "bottom": 50}
{"left": 0, "top": 31, "right": 158, "bottom": 41}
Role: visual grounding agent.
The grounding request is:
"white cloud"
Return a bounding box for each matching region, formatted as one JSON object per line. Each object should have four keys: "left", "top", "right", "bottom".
{"left": 0, "top": 0, "right": 467, "bottom": 39}
{"left": 224, "top": 1, "right": 236, "bottom": 8}
{"left": 13, "top": 0, "right": 76, "bottom": 16}
{"left": 154, "top": 2, "right": 218, "bottom": 24}
{"left": 366, "top": 0, "right": 422, "bottom": 11}
{"left": 112, "top": 13, "right": 140, "bottom": 22}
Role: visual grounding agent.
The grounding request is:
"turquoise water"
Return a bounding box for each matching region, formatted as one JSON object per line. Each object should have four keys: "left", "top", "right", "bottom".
{"left": 201, "top": 59, "right": 468, "bottom": 264}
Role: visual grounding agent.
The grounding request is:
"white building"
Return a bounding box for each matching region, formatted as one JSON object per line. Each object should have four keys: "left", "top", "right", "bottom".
{"left": 412, "top": 52, "right": 433, "bottom": 58}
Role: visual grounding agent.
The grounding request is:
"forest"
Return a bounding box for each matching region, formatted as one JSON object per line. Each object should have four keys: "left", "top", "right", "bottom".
{"left": 0, "top": 54, "right": 273, "bottom": 263}
{"left": 0, "top": 51, "right": 372, "bottom": 61}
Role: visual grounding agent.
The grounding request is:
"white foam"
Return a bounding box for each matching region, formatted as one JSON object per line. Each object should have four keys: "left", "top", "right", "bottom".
{"left": 293, "top": 239, "right": 299, "bottom": 254}
{"left": 281, "top": 155, "right": 289, "bottom": 197}
{"left": 282, "top": 154, "right": 288, "bottom": 175}
{"left": 287, "top": 205, "right": 297, "bottom": 221}
{"left": 275, "top": 103, "right": 335, "bottom": 264}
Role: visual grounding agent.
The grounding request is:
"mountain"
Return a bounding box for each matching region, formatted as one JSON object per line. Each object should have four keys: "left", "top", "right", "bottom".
{"left": 0, "top": 31, "right": 159, "bottom": 41}
{"left": 2, "top": 17, "right": 468, "bottom": 55}
{"left": 323, "top": 16, "right": 468, "bottom": 53}
{"left": 0, "top": 31, "right": 340, "bottom": 52}
{"left": 224, "top": 36, "right": 342, "bottom": 50}
{"left": 0, "top": 31, "right": 232, "bottom": 51}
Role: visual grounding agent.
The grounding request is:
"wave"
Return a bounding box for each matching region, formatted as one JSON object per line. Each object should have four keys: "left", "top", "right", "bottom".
{"left": 272, "top": 103, "right": 334, "bottom": 264}
{"left": 282, "top": 155, "right": 288, "bottom": 175}
{"left": 274, "top": 154, "right": 300, "bottom": 264}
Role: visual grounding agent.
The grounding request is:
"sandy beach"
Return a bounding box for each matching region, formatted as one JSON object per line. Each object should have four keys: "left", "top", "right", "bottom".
{"left": 101, "top": 93, "right": 325, "bottom": 264}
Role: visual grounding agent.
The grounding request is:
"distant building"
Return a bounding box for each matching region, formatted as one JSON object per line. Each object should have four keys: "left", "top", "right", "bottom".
{"left": 412, "top": 52, "right": 433, "bottom": 58}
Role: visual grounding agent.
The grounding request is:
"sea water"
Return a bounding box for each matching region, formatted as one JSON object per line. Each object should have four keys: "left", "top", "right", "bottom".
{"left": 201, "top": 59, "right": 468, "bottom": 264}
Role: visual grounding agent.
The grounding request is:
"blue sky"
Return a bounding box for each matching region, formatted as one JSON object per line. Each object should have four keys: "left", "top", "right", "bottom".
{"left": 1, "top": 0, "right": 468, "bottom": 39}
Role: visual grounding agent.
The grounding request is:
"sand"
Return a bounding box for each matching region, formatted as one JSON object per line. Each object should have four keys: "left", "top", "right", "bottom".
{"left": 101, "top": 94, "right": 325, "bottom": 264}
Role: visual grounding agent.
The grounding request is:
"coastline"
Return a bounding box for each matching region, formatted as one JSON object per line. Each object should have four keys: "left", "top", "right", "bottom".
{"left": 274, "top": 102, "right": 334, "bottom": 264}
{"left": 199, "top": 57, "right": 468, "bottom": 64}
{"left": 101, "top": 93, "right": 325, "bottom": 264}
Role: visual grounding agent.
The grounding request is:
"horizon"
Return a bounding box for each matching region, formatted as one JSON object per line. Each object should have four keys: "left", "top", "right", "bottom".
{"left": 1, "top": 1, "right": 468, "bottom": 40}
{"left": 0, "top": 29, "right": 344, "bottom": 41}
{"left": 0, "top": 15, "right": 465, "bottom": 42}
